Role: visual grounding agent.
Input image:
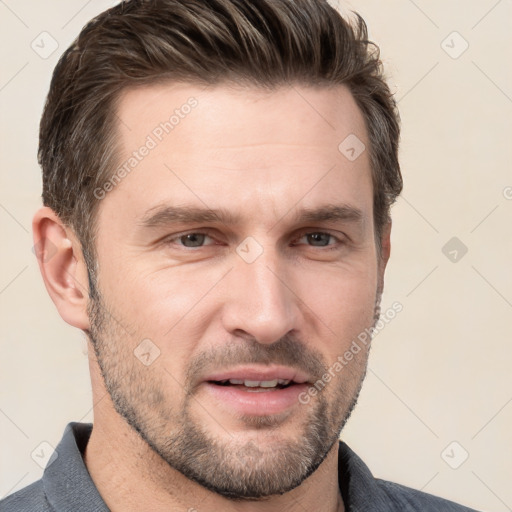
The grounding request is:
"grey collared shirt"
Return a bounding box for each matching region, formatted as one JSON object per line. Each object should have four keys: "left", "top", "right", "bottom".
{"left": 0, "top": 422, "right": 480, "bottom": 511}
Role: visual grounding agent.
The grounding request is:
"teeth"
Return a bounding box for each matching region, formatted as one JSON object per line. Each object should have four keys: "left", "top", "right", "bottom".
{"left": 243, "top": 380, "right": 261, "bottom": 387}
{"left": 259, "top": 379, "right": 278, "bottom": 388}
{"left": 226, "top": 378, "right": 291, "bottom": 388}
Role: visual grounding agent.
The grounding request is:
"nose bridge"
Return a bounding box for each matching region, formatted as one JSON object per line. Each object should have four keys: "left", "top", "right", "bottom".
{"left": 221, "top": 240, "right": 299, "bottom": 344}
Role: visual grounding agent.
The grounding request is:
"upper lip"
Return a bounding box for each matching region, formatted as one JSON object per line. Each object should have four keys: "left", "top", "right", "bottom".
{"left": 204, "top": 365, "right": 312, "bottom": 384}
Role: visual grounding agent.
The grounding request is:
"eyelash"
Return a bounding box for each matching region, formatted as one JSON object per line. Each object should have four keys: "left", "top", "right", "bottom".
{"left": 164, "top": 230, "right": 345, "bottom": 250}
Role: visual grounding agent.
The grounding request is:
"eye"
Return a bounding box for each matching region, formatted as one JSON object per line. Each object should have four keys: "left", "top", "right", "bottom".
{"left": 296, "top": 231, "right": 338, "bottom": 247}
{"left": 294, "top": 231, "right": 341, "bottom": 248}
{"left": 305, "top": 232, "right": 332, "bottom": 247}
{"left": 167, "top": 232, "right": 216, "bottom": 248}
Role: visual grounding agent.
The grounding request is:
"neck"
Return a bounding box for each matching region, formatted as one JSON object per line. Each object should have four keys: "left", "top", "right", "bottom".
{"left": 84, "top": 402, "right": 344, "bottom": 512}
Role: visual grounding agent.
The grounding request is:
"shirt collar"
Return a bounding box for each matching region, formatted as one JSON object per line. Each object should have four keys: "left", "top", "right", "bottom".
{"left": 338, "top": 439, "right": 391, "bottom": 509}
{"left": 43, "top": 422, "right": 109, "bottom": 512}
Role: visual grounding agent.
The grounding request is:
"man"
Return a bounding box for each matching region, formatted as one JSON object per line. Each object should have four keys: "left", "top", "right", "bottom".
{"left": 1, "top": 1, "right": 480, "bottom": 511}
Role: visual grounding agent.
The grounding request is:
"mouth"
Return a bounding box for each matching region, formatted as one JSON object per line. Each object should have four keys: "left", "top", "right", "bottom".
{"left": 209, "top": 378, "right": 295, "bottom": 392}
{"left": 201, "top": 366, "right": 312, "bottom": 416}
{"left": 204, "top": 365, "right": 310, "bottom": 385}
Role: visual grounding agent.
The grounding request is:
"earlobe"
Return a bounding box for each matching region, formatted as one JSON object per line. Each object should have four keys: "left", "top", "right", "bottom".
{"left": 32, "top": 207, "right": 91, "bottom": 330}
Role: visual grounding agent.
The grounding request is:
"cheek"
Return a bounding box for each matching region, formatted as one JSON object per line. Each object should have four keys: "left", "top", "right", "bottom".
{"left": 299, "top": 264, "right": 378, "bottom": 358}
{"left": 105, "top": 267, "right": 220, "bottom": 361}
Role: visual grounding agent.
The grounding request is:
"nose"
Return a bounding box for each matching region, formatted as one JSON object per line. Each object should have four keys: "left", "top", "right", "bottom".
{"left": 220, "top": 245, "right": 301, "bottom": 345}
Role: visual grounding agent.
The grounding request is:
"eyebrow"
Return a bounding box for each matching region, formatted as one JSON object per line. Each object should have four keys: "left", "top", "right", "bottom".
{"left": 138, "top": 203, "right": 365, "bottom": 230}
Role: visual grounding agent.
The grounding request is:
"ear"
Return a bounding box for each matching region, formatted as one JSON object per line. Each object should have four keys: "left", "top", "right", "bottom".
{"left": 377, "top": 219, "right": 392, "bottom": 294}
{"left": 32, "top": 207, "right": 91, "bottom": 330}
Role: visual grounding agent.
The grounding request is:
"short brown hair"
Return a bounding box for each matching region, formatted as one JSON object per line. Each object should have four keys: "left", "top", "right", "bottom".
{"left": 39, "top": 0, "right": 402, "bottom": 284}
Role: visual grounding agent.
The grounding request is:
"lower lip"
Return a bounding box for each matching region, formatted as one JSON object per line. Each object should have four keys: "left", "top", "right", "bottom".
{"left": 203, "top": 382, "right": 309, "bottom": 416}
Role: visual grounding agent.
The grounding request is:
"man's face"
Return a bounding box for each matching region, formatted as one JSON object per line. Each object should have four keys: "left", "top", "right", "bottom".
{"left": 87, "top": 83, "right": 386, "bottom": 499}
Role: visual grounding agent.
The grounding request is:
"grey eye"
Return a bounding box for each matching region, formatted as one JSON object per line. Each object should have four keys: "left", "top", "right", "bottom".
{"left": 305, "top": 233, "right": 332, "bottom": 247}
{"left": 179, "top": 233, "right": 207, "bottom": 247}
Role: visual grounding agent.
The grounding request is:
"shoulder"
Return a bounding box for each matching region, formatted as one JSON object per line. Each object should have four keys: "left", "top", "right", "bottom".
{"left": 375, "top": 478, "right": 480, "bottom": 511}
{"left": 0, "top": 479, "right": 51, "bottom": 512}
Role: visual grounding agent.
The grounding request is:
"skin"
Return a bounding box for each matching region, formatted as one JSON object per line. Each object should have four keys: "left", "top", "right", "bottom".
{"left": 33, "top": 83, "right": 391, "bottom": 512}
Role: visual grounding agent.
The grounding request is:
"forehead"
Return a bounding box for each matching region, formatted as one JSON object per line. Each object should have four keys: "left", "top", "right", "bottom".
{"left": 115, "top": 81, "right": 368, "bottom": 155}
{"left": 100, "top": 82, "right": 373, "bottom": 231}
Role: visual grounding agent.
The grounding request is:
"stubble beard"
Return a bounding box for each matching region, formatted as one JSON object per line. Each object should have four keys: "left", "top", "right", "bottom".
{"left": 86, "top": 283, "right": 381, "bottom": 500}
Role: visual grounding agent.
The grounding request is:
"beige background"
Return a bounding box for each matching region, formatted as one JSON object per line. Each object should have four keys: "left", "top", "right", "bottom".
{"left": 1, "top": 0, "right": 511, "bottom": 510}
